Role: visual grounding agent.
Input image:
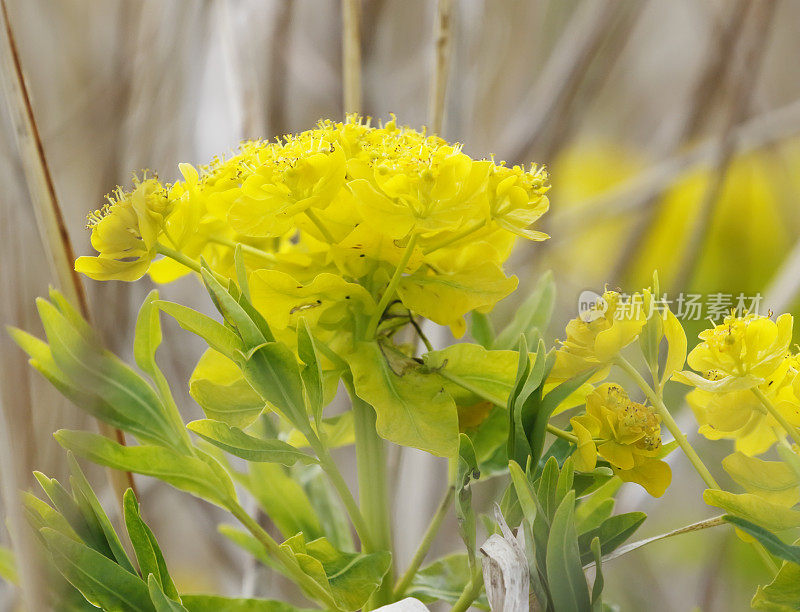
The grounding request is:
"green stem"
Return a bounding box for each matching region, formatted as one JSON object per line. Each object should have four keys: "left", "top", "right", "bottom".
{"left": 451, "top": 567, "right": 484, "bottom": 612}
{"left": 437, "top": 369, "right": 580, "bottom": 443}
{"left": 304, "top": 208, "right": 336, "bottom": 243}
{"left": 366, "top": 234, "right": 418, "bottom": 338}
{"left": 305, "top": 430, "right": 376, "bottom": 551}
{"left": 614, "top": 356, "right": 719, "bottom": 489}
{"left": 393, "top": 485, "right": 455, "bottom": 598}
{"left": 155, "top": 243, "right": 227, "bottom": 284}
{"left": 752, "top": 387, "right": 800, "bottom": 447}
{"left": 228, "top": 500, "right": 341, "bottom": 610}
{"left": 350, "top": 390, "right": 393, "bottom": 609}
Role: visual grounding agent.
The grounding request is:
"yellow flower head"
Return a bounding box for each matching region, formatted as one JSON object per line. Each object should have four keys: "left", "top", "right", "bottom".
{"left": 674, "top": 312, "right": 793, "bottom": 392}
{"left": 687, "top": 352, "right": 800, "bottom": 455}
{"left": 550, "top": 290, "right": 649, "bottom": 380}
{"left": 75, "top": 176, "right": 171, "bottom": 281}
{"left": 571, "top": 383, "right": 671, "bottom": 497}
{"left": 76, "top": 116, "right": 549, "bottom": 338}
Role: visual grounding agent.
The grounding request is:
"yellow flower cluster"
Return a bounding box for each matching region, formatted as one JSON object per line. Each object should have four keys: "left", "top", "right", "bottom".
{"left": 571, "top": 384, "right": 670, "bottom": 497}
{"left": 76, "top": 116, "right": 550, "bottom": 338}
{"left": 675, "top": 312, "right": 800, "bottom": 455}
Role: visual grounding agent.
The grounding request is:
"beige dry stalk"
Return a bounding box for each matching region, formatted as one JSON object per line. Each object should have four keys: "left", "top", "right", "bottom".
{"left": 0, "top": 0, "right": 135, "bottom": 507}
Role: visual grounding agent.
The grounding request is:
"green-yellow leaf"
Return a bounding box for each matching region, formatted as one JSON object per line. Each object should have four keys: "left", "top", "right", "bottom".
{"left": 187, "top": 419, "right": 317, "bottom": 465}
{"left": 56, "top": 430, "right": 236, "bottom": 508}
{"left": 723, "top": 452, "right": 800, "bottom": 506}
{"left": 155, "top": 300, "right": 243, "bottom": 360}
{"left": 346, "top": 342, "right": 458, "bottom": 457}
{"left": 181, "top": 595, "right": 314, "bottom": 612}
{"left": 704, "top": 489, "right": 800, "bottom": 532}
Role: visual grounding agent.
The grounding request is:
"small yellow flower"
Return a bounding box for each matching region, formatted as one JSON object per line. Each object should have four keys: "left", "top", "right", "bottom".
{"left": 673, "top": 312, "right": 793, "bottom": 392}
{"left": 571, "top": 383, "right": 671, "bottom": 497}
{"left": 75, "top": 177, "right": 170, "bottom": 281}
{"left": 550, "top": 290, "right": 648, "bottom": 380}
{"left": 687, "top": 353, "right": 800, "bottom": 455}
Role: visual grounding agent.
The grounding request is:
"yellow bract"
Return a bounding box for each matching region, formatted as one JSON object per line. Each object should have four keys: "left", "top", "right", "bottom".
{"left": 75, "top": 116, "right": 549, "bottom": 339}
{"left": 550, "top": 290, "right": 648, "bottom": 380}
{"left": 674, "top": 312, "right": 793, "bottom": 392}
{"left": 687, "top": 353, "right": 800, "bottom": 455}
{"left": 571, "top": 383, "right": 671, "bottom": 497}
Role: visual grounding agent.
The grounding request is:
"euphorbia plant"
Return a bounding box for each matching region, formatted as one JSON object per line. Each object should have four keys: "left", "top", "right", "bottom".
{"left": 9, "top": 116, "right": 800, "bottom": 611}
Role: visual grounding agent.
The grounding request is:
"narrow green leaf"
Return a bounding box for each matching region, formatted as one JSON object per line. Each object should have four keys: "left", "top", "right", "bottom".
{"left": 155, "top": 300, "right": 243, "bottom": 360}
{"left": 124, "top": 491, "right": 179, "bottom": 600}
{"left": 494, "top": 270, "right": 555, "bottom": 349}
{"left": 590, "top": 537, "right": 604, "bottom": 609}
{"left": 723, "top": 515, "right": 800, "bottom": 565}
{"left": 134, "top": 290, "right": 163, "bottom": 378}
{"left": 56, "top": 430, "right": 236, "bottom": 508}
{"left": 201, "top": 267, "right": 266, "bottom": 348}
{"left": 578, "top": 512, "right": 647, "bottom": 565}
{"left": 234, "top": 244, "right": 250, "bottom": 301}
{"left": 408, "top": 554, "right": 488, "bottom": 608}
{"left": 241, "top": 342, "right": 308, "bottom": 431}
{"left": 40, "top": 528, "right": 154, "bottom": 611}
{"left": 546, "top": 491, "right": 591, "bottom": 612}
{"left": 147, "top": 575, "right": 187, "bottom": 612}
{"left": 297, "top": 319, "right": 324, "bottom": 429}
{"left": 456, "top": 434, "right": 479, "bottom": 569}
{"left": 508, "top": 460, "right": 537, "bottom": 526}
{"left": 187, "top": 419, "right": 317, "bottom": 465}
{"left": 470, "top": 312, "right": 495, "bottom": 349}
{"left": 68, "top": 453, "right": 136, "bottom": 574}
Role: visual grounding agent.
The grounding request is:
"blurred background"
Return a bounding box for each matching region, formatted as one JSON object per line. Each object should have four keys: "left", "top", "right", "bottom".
{"left": 1, "top": 0, "right": 799, "bottom": 610}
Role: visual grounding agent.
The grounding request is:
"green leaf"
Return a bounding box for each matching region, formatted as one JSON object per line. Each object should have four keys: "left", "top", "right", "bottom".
{"left": 241, "top": 342, "right": 309, "bottom": 431}
{"left": 40, "top": 528, "right": 154, "bottom": 611}
{"left": 234, "top": 244, "right": 250, "bottom": 301}
{"left": 68, "top": 454, "right": 136, "bottom": 574}
{"left": 494, "top": 270, "right": 555, "bottom": 349}
{"left": 297, "top": 319, "right": 324, "bottom": 428}
{"left": 279, "top": 535, "right": 391, "bottom": 611}
{"left": 578, "top": 512, "right": 647, "bottom": 565}
{"left": 187, "top": 419, "right": 317, "bottom": 465}
{"left": 237, "top": 463, "right": 323, "bottom": 540}
{"left": 124, "top": 490, "right": 179, "bottom": 600}
{"left": 752, "top": 558, "right": 800, "bottom": 611}
{"left": 508, "top": 460, "right": 538, "bottom": 526}
{"left": 546, "top": 490, "right": 591, "bottom": 612}
{"left": 155, "top": 300, "right": 243, "bottom": 361}
{"left": 575, "top": 478, "right": 621, "bottom": 534}
{"left": 189, "top": 349, "right": 265, "bottom": 429}
{"left": 704, "top": 489, "right": 800, "bottom": 532}
{"left": 181, "top": 595, "right": 315, "bottom": 612}
{"left": 22, "top": 492, "right": 78, "bottom": 539}
{"left": 134, "top": 290, "right": 164, "bottom": 378}
{"left": 56, "top": 430, "right": 236, "bottom": 508}
{"left": 470, "top": 312, "right": 495, "bottom": 349}
{"left": 423, "top": 343, "right": 516, "bottom": 406}
{"left": 456, "top": 434, "right": 479, "bottom": 569}
{"left": 346, "top": 341, "right": 459, "bottom": 457}
{"left": 201, "top": 267, "right": 268, "bottom": 348}
{"left": 408, "top": 554, "right": 488, "bottom": 608}
{"left": 590, "top": 537, "right": 604, "bottom": 609}
{"left": 722, "top": 452, "right": 800, "bottom": 506}
{"left": 30, "top": 300, "right": 177, "bottom": 447}
{"left": 304, "top": 467, "right": 355, "bottom": 551}
{"left": 723, "top": 515, "right": 800, "bottom": 564}
{"left": 147, "top": 576, "right": 187, "bottom": 612}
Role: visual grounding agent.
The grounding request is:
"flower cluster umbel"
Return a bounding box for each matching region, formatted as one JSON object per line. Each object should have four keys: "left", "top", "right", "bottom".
{"left": 76, "top": 115, "right": 549, "bottom": 339}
